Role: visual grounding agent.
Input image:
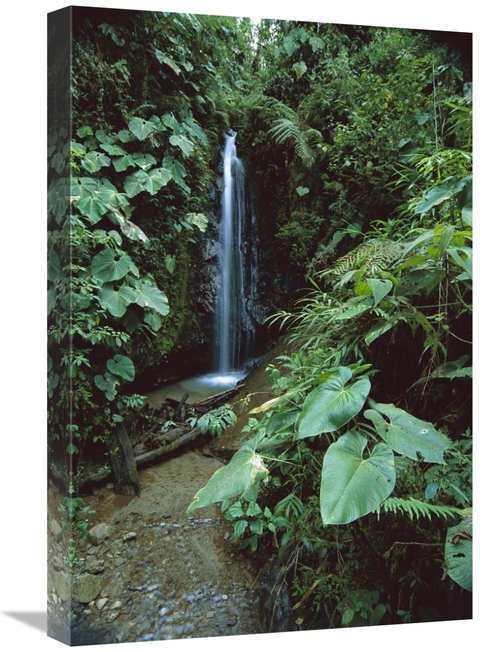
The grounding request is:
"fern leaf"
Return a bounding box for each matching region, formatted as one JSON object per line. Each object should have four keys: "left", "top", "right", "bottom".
{"left": 378, "top": 497, "right": 463, "bottom": 521}
{"left": 269, "top": 118, "right": 316, "bottom": 167}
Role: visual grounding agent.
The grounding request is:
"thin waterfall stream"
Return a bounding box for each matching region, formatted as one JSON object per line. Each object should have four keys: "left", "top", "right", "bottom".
{"left": 215, "top": 132, "right": 246, "bottom": 375}
{"left": 147, "top": 131, "right": 258, "bottom": 405}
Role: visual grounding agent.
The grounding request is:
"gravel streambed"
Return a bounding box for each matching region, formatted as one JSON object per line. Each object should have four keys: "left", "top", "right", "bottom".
{"left": 48, "top": 451, "right": 269, "bottom": 645}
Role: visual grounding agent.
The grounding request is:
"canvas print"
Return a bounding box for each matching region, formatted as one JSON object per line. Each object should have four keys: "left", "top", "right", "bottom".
{"left": 47, "top": 5, "right": 472, "bottom": 646}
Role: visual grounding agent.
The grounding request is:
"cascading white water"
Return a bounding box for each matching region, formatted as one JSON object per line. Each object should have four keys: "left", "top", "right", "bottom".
{"left": 149, "top": 132, "right": 260, "bottom": 405}
{"left": 214, "top": 132, "right": 251, "bottom": 375}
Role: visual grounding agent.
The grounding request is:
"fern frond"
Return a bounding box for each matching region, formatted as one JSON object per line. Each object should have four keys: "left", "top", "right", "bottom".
{"left": 378, "top": 497, "right": 463, "bottom": 521}
{"left": 269, "top": 118, "right": 316, "bottom": 167}
{"left": 323, "top": 238, "right": 406, "bottom": 280}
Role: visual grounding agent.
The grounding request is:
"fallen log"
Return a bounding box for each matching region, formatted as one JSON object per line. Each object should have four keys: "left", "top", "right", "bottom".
{"left": 58, "top": 425, "right": 207, "bottom": 492}
{"left": 192, "top": 381, "right": 245, "bottom": 409}
{"left": 134, "top": 426, "right": 203, "bottom": 466}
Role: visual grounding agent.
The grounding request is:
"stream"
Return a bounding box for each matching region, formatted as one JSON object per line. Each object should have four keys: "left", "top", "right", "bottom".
{"left": 47, "top": 350, "right": 295, "bottom": 645}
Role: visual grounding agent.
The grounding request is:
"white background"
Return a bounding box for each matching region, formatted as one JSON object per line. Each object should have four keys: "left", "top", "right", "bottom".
{"left": 1, "top": 1, "right": 494, "bottom": 650}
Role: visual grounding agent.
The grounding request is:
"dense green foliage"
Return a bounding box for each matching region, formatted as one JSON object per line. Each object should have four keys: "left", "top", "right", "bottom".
{"left": 48, "top": 9, "right": 254, "bottom": 486}
{"left": 187, "top": 19, "right": 472, "bottom": 627}
{"left": 48, "top": 9, "right": 472, "bottom": 630}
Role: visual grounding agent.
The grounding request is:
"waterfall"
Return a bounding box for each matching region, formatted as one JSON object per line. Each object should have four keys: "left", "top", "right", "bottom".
{"left": 213, "top": 132, "right": 256, "bottom": 375}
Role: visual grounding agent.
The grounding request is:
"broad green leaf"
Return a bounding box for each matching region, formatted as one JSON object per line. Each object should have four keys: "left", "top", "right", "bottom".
{"left": 308, "top": 35, "right": 325, "bottom": 52}
{"left": 123, "top": 171, "right": 147, "bottom": 197}
{"left": 364, "top": 401, "right": 452, "bottom": 463}
{"left": 76, "top": 126, "right": 93, "bottom": 138}
{"left": 462, "top": 206, "right": 472, "bottom": 226}
{"left": 112, "top": 154, "right": 135, "bottom": 172}
{"left": 144, "top": 310, "right": 163, "bottom": 331}
{"left": 164, "top": 254, "right": 176, "bottom": 274}
{"left": 183, "top": 119, "right": 208, "bottom": 144}
{"left": 119, "top": 219, "right": 149, "bottom": 244}
{"left": 320, "top": 430, "right": 395, "bottom": 525}
{"left": 47, "top": 249, "right": 61, "bottom": 283}
{"left": 71, "top": 141, "right": 86, "bottom": 157}
{"left": 71, "top": 177, "right": 99, "bottom": 199}
{"left": 155, "top": 48, "right": 182, "bottom": 75}
{"left": 91, "top": 249, "right": 134, "bottom": 283}
{"left": 94, "top": 372, "right": 118, "bottom": 401}
{"left": 447, "top": 246, "right": 472, "bottom": 279}
{"left": 430, "top": 355, "right": 472, "bottom": 380}
{"left": 292, "top": 61, "right": 307, "bottom": 79}
{"left": 169, "top": 134, "right": 195, "bottom": 157}
{"left": 161, "top": 112, "right": 182, "bottom": 134}
{"left": 283, "top": 34, "right": 299, "bottom": 56}
{"left": 48, "top": 178, "right": 70, "bottom": 223}
{"left": 162, "top": 156, "right": 190, "bottom": 192}
{"left": 128, "top": 117, "right": 157, "bottom": 141}
{"left": 186, "top": 439, "right": 269, "bottom": 513}
{"left": 297, "top": 367, "right": 371, "bottom": 439}
{"left": 366, "top": 279, "right": 392, "bottom": 306}
{"left": 296, "top": 186, "right": 309, "bottom": 196}
{"left": 415, "top": 176, "right": 470, "bottom": 215}
{"left": 146, "top": 168, "right": 173, "bottom": 194}
{"left": 185, "top": 212, "right": 208, "bottom": 232}
{"left": 99, "top": 142, "right": 127, "bottom": 156}
{"left": 133, "top": 281, "right": 170, "bottom": 315}
{"left": 98, "top": 284, "right": 136, "bottom": 317}
{"left": 334, "top": 300, "right": 372, "bottom": 320}
{"left": 124, "top": 168, "right": 172, "bottom": 196}
{"left": 107, "top": 354, "right": 135, "bottom": 382}
{"left": 81, "top": 151, "right": 111, "bottom": 173}
{"left": 95, "top": 179, "right": 129, "bottom": 208}
{"left": 445, "top": 516, "right": 472, "bottom": 591}
{"left": 365, "top": 320, "right": 394, "bottom": 346}
{"left": 133, "top": 152, "right": 156, "bottom": 171}
{"left": 265, "top": 409, "right": 300, "bottom": 436}
{"left": 73, "top": 195, "right": 108, "bottom": 224}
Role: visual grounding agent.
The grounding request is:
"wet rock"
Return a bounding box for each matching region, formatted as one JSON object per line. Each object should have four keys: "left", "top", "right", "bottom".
{"left": 53, "top": 570, "right": 71, "bottom": 602}
{"left": 123, "top": 531, "right": 137, "bottom": 542}
{"left": 72, "top": 573, "right": 103, "bottom": 604}
{"left": 86, "top": 557, "right": 105, "bottom": 574}
{"left": 88, "top": 523, "right": 111, "bottom": 546}
{"left": 95, "top": 598, "right": 108, "bottom": 610}
{"left": 49, "top": 519, "right": 62, "bottom": 540}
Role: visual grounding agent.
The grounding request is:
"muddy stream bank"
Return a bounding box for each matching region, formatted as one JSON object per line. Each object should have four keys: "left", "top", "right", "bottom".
{"left": 47, "top": 345, "right": 296, "bottom": 645}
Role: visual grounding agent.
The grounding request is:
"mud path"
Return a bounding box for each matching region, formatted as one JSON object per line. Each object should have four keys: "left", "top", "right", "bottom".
{"left": 47, "top": 344, "right": 292, "bottom": 645}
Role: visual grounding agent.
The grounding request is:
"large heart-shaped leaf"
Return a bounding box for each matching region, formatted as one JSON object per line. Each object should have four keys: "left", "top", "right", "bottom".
{"left": 81, "top": 151, "right": 111, "bottom": 173}
{"left": 186, "top": 439, "right": 269, "bottom": 513}
{"left": 106, "top": 354, "right": 135, "bottom": 382}
{"left": 297, "top": 367, "right": 371, "bottom": 439}
{"left": 320, "top": 430, "right": 395, "bottom": 525}
{"left": 133, "top": 281, "right": 170, "bottom": 315}
{"left": 364, "top": 401, "right": 452, "bottom": 463}
{"left": 91, "top": 249, "right": 134, "bottom": 283}
{"left": 169, "top": 134, "right": 195, "bottom": 157}
{"left": 415, "top": 176, "right": 470, "bottom": 215}
{"left": 94, "top": 372, "right": 118, "bottom": 401}
{"left": 73, "top": 195, "right": 108, "bottom": 224}
{"left": 366, "top": 279, "right": 393, "bottom": 306}
{"left": 98, "top": 284, "right": 136, "bottom": 317}
{"left": 71, "top": 177, "right": 99, "bottom": 199}
{"left": 128, "top": 117, "right": 157, "bottom": 141}
{"left": 124, "top": 168, "right": 172, "bottom": 197}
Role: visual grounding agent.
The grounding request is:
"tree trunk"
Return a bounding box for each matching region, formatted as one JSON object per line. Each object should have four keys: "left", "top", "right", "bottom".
{"left": 108, "top": 421, "right": 141, "bottom": 496}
